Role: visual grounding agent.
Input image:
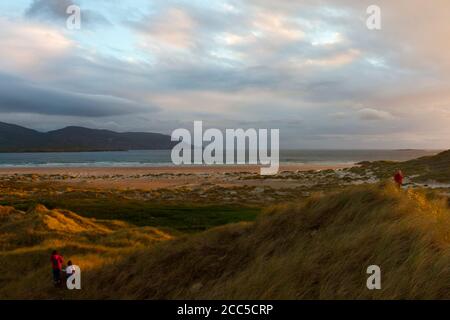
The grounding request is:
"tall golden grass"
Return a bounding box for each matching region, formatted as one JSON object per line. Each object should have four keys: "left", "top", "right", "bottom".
{"left": 1, "top": 182, "right": 449, "bottom": 299}
{"left": 0, "top": 204, "right": 171, "bottom": 299}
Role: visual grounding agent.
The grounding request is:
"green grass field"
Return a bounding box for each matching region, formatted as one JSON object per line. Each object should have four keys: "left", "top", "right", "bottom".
{"left": 0, "top": 196, "right": 260, "bottom": 233}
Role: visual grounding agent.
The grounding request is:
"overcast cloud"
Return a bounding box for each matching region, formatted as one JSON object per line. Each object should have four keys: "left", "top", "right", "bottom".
{"left": 0, "top": 0, "right": 449, "bottom": 148}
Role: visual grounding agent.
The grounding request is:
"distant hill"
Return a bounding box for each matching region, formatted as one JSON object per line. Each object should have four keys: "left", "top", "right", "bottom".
{"left": 0, "top": 122, "right": 176, "bottom": 152}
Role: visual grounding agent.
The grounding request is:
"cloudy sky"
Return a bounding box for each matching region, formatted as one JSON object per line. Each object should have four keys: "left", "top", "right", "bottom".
{"left": 1, "top": 0, "right": 449, "bottom": 148}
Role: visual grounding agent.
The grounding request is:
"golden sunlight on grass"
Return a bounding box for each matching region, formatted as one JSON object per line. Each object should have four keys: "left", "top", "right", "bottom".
{"left": 0, "top": 204, "right": 172, "bottom": 299}
{"left": 0, "top": 182, "right": 449, "bottom": 299}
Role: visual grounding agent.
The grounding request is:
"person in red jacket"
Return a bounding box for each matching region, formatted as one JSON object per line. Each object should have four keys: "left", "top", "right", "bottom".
{"left": 50, "top": 250, "right": 64, "bottom": 287}
{"left": 394, "top": 170, "right": 404, "bottom": 188}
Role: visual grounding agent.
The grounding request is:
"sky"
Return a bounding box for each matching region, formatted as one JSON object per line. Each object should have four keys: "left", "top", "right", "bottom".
{"left": 1, "top": 0, "right": 450, "bottom": 149}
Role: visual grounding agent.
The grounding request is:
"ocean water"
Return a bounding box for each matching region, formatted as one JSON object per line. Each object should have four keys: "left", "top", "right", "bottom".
{"left": 0, "top": 149, "right": 441, "bottom": 167}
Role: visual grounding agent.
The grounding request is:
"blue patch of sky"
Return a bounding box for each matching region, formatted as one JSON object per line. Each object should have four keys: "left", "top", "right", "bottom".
{"left": 0, "top": 0, "right": 31, "bottom": 17}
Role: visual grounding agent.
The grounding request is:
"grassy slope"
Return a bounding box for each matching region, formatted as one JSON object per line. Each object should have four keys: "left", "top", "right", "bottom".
{"left": 354, "top": 149, "right": 450, "bottom": 182}
{"left": 0, "top": 205, "right": 172, "bottom": 299}
{"left": 2, "top": 182, "right": 448, "bottom": 299}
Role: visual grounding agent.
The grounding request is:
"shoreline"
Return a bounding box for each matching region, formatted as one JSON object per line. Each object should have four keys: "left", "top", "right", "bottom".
{"left": 0, "top": 164, "right": 354, "bottom": 176}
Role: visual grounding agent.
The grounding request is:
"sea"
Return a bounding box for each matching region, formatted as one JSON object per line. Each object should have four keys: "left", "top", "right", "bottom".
{"left": 0, "top": 149, "right": 441, "bottom": 168}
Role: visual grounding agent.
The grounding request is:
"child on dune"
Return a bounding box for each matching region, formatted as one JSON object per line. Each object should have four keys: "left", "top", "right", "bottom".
{"left": 66, "top": 260, "right": 76, "bottom": 278}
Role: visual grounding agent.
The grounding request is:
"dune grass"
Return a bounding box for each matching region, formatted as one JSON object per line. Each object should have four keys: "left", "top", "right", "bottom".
{"left": 74, "top": 182, "right": 449, "bottom": 299}
{"left": 1, "top": 182, "right": 448, "bottom": 299}
{"left": 0, "top": 204, "right": 172, "bottom": 299}
{"left": 353, "top": 149, "right": 450, "bottom": 183}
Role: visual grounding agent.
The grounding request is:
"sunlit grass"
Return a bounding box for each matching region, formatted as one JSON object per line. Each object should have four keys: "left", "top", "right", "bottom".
{"left": 1, "top": 182, "right": 449, "bottom": 299}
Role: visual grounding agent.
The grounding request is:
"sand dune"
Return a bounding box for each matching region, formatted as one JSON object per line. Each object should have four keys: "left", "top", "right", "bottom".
{"left": 1, "top": 183, "right": 449, "bottom": 299}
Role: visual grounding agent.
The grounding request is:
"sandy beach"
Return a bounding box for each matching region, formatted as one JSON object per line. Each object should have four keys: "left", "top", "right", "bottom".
{"left": 0, "top": 164, "right": 353, "bottom": 176}
{"left": 0, "top": 164, "right": 354, "bottom": 191}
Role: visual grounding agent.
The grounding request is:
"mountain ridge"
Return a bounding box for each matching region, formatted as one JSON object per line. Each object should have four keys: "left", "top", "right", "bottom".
{"left": 0, "top": 122, "right": 176, "bottom": 152}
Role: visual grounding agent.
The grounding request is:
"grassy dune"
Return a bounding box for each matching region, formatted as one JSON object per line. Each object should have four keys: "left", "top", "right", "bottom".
{"left": 1, "top": 182, "right": 449, "bottom": 299}
{"left": 354, "top": 149, "right": 450, "bottom": 183}
{"left": 0, "top": 204, "right": 172, "bottom": 299}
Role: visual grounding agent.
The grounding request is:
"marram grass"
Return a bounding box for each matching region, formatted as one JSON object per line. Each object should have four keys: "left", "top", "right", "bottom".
{"left": 0, "top": 182, "right": 449, "bottom": 299}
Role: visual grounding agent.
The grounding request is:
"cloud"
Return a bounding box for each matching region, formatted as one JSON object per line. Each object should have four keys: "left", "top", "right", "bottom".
{"left": 357, "top": 108, "right": 393, "bottom": 121}
{"left": 25, "top": 0, "right": 111, "bottom": 26}
{"left": 0, "top": 17, "right": 72, "bottom": 76}
{"left": 0, "top": 74, "right": 158, "bottom": 117}
{"left": 137, "top": 8, "right": 196, "bottom": 50}
{"left": 26, "top": 0, "right": 74, "bottom": 18}
{"left": 251, "top": 10, "right": 305, "bottom": 41}
{"left": 299, "top": 49, "right": 360, "bottom": 67}
{"left": 329, "top": 112, "right": 347, "bottom": 119}
{"left": 0, "top": 0, "right": 450, "bottom": 148}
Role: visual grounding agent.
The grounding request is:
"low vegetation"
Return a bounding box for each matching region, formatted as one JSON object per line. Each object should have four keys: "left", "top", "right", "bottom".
{"left": 353, "top": 149, "right": 450, "bottom": 183}
{"left": 1, "top": 182, "right": 449, "bottom": 299}
{"left": 0, "top": 189, "right": 260, "bottom": 233}
{"left": 0, "top": 204, "right": 171, "bottom": 299}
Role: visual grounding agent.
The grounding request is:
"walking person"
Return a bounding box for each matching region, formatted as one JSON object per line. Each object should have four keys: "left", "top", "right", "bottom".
{"left": 50, "top": 250, "right": 64, "bottom": 287}
{"left": 394, "top": 170, "right": 404, "bottom": 188}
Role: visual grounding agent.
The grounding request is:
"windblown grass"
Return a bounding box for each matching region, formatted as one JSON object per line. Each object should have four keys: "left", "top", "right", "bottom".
{"left": 0, "top": 205, "right": 171, "bottom": 299}
{"left": 1, "top": 182, "right": 449, "bottom": 299}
